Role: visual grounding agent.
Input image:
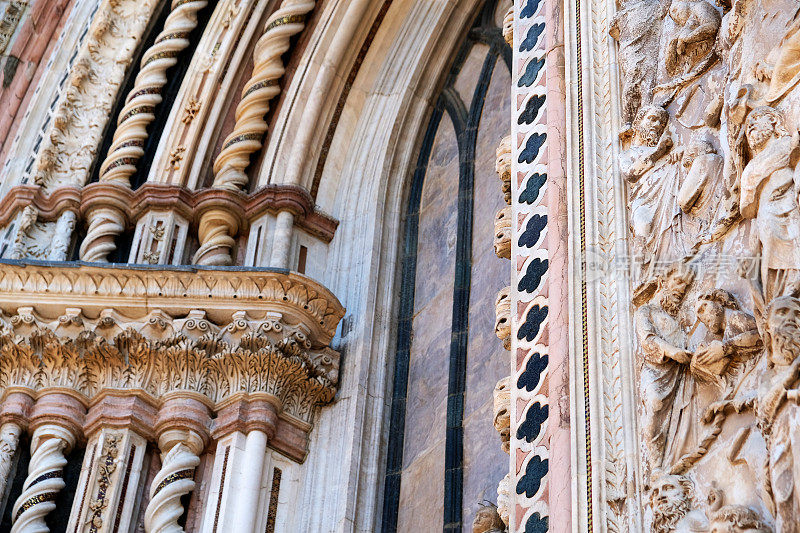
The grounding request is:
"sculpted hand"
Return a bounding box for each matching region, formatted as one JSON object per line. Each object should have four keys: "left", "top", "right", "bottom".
{"left": 671, "top": 349, "right": 692, "bottom": 365}
{"left": 695, "top": 340, "right": 726, "bottom": 366}
{"left": 668, "top": 147, "right": 684, "bottom": 164}
{"left": 755, "top": 62, "right": 773, "bottom": 82}
{"left": 660, "top": 132, "right": 674, "bottom": 151}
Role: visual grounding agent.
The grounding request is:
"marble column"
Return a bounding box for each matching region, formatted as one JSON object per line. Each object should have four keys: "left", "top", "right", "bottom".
{"left": 145, "top": 394, "right": 210, "bottom": 533}
{"left": 269, "top": 210, "right": 295, "bottom": 269}
{"left": 11, "top": 391, "right": 85, "bottom": 532}
{"left": 67, "top": 392, "right": 157, "bottom": 533}
{"left": 200, "top": 397, "right": 279, "bottom": 533}
{"left": 0, "top": 391, "right": 33, "bottom": 509}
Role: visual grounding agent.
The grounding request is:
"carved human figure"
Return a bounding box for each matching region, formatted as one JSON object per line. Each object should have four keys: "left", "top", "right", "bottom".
{"left": 763, "top": 7, "right": 800, "bottom": 105}
{"left": 691, "top": 289, "right": 761, "bottom": 383}
{"left": 707, "top": 505, "right": 772, "bottom": 533}
{"left": 677, "top": 140, "right": 739, "bottom": 246}
{"left": 650, "top": 473, "right": 709, "bottom": 533}
{"left": 664, "top": 0, "right": 721, "bottom": 77}
{"left": 635, "top": 267, "right": 695, "bottom": 472}
{"left": 740, "top": 107, "right": 800, "bottom": 303}
{"left": 620, "top": 105, "right": 684, "bottom": 272}
{"left": 472, "top": 503, "right": 506, "bottom": 533}
{"left": 757, "top": 296, "right": 800, "bottom": 533}
{"left": 610, "top": 0, "right": 667, "bottom": 132}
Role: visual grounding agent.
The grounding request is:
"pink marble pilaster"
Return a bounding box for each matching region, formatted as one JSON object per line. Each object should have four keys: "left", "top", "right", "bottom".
{"left": 544, "top": 0, "right": 572, "bottom": 529}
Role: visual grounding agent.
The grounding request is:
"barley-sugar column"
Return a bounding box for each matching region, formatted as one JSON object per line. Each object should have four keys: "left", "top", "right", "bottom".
{"left": 144, "top": 394, "right": 210, "bottom": 533}
{"left": 11, "top": 391, "right": 86, "bottom": 532}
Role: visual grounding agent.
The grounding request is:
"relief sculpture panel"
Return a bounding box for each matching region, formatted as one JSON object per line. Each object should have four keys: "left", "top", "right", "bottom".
{"left": 614, "top": 1, "right": 800, "bottom": 531}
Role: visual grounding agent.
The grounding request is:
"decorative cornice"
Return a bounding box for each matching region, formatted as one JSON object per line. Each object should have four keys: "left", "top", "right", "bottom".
{"left": 0, "top": 186, "right": 81, "bottom": 228}
{"left": 0, "top": 262, "right": 344, "bottom": 438}
{"left": 0, "top": 182, "right": 337, "bottom": 244}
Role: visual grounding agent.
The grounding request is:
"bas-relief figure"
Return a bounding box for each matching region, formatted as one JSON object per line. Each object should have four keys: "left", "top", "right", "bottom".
{"left": 621, "top": 105, "right": 685, "bottom": 275}
{"left": 739, "top": 107, "right": 800, "bottom": 304}
{"left": 708, "top": 505, "right": 773, "bottom": 533}
{"left": 610, "top": 0, "right": 669, "bottom": 134}
{"left": 613, "top": 0, "right": 800, "bottom": 531}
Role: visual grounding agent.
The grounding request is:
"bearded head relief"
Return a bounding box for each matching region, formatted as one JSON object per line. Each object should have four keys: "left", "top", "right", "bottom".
{"left": 635, "top": 105, "right": 671, "bottom": 148}
{"left": 707, "top": 505, "right": 772, "bottom": 533}
{"left": 658, "top": 267, "right": 695, "bottom": 318}
{"left": 764, "top": 296, "right": 800, "bottom": 368}
{"left": 650, "top": 473, "right": 709, "bottom": 533}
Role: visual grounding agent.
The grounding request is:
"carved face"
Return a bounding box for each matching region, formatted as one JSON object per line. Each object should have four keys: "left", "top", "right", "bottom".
{"left": 669, "top": 2, "right": 691, "bottom": 24}
{"left": 659, "top": 273, "right": 692, "bottom": 316}
{"left": 472, "top": 506, "right": 504, "bottom": 533}
{"left": 495, "top": 287, "right": 512, "bottom": 350}
{"left": 635, "top": 107, "right": 668, "bottom": 147}
{"left": 651, "top": 475, "right": 688, "bottom": 507}
{"left": 746, "top": 109, "right": 780, "bottom": 153}
{"left": 651, "top": 474, "right": 692, "bottom": 533}
{"left": 766, "top": 297, "right": 800, "bottom": 367}
{"left": 697, "top": 300, "right": 725, "bottom": 334}
{"left": 494, "top": 207, "right": 512, "bottom": 259}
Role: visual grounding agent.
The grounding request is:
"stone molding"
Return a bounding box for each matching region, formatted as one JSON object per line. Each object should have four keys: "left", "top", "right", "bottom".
{"left": 0, "top": 182, "right": 338, "bottom": 244}
{"left": 0, "top": 261, "right": 344, "bottom": 461}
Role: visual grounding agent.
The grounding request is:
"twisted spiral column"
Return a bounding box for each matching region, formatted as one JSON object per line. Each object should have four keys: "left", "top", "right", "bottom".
{"left": 81, "top": 0, "right": 207, "bottom": 263}
{"left": 192, "top": 207, "right": 238, "bottom": 266}
{"left": 212, "top": 0, "right": 315, "bottom": 190}
{"left": 144, "top": 431, "right": 202, "bottom": 533}
{"left": 11, "top": 425, "right": 76, "bottom": 533}
{"left": 194, "top": 0, "right": 316, "bottom": 266}
{"left": 79, "top": 206, "right": 126, "bottom": 263}
{"left": 0, "top": 422, "right": 22, "bottom": 501}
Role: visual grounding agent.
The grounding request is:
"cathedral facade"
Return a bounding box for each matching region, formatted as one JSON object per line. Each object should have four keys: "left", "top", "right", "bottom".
{"left": 0, "top": 0, "right": 797, "bottom": 532}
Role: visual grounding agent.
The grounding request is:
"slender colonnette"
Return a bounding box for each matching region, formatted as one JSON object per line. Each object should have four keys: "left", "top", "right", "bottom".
{"left": 80, "top": 0, "right": 208, "bottom": 263}
{"left": 193, "top": 0, "right": 316, "bottom": 266}
{"left": 11, "top": 425, "right": 75, "bottom": 532}
{"left": 144, "top": 442, "right": 201, "bottom": 532}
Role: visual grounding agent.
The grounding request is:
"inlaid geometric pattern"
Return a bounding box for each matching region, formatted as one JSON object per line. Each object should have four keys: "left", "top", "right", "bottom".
{"left": 511, "top": 0, "right": 549, "bottom": 531}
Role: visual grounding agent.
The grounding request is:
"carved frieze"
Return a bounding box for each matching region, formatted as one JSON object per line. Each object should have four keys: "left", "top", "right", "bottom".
{"left": 0, "top": 262, "right": 344, "bottom": 429}
{"left": 592, "top": 0, "right": 800, "bottom": 531}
